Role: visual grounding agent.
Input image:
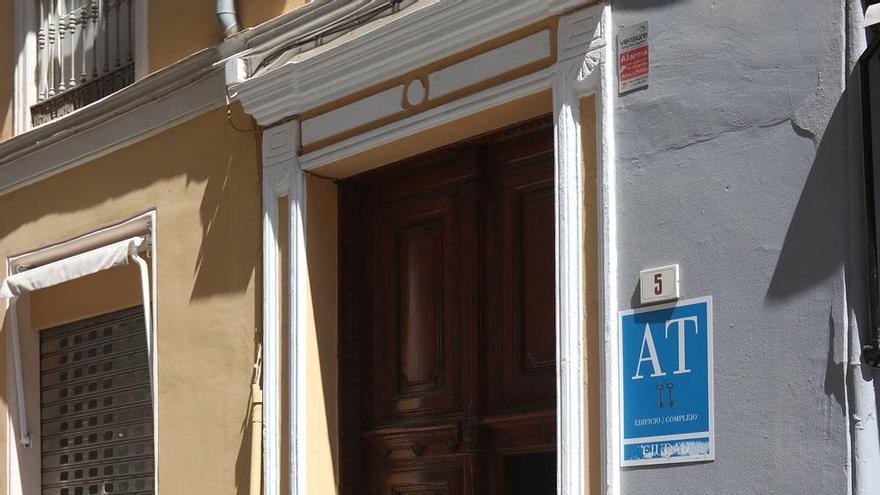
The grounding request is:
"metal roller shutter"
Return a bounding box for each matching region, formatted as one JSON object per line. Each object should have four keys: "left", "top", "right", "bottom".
{"left": 40, "top": 307, "right": 154, "bottom": 495}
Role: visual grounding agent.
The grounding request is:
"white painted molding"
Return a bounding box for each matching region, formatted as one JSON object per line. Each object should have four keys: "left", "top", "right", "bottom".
{"left": 0, "top": 50, "right": 227, "bottom": 196}
{"left": 263, "top": 121, "right": 298, "bottom": 168}
{"left": 595, "top": 5, "right": 619, "bottom": 495}
{"left": 286, "top": 130, "right": 307, "bottom": 495}
{"left": 262, "top": 119, "right": 307, "bottom": 495}
{"left": 261, "top": 181, "right": 282, "bottom": 495}
{"left": 558, "top": 4, "right": 605, "bottom": 92}
{"left": 301, "top": 84, "right": 405, "bottom": 146}
{"left": 261, "top": 120, "right": 311, "bottom": 495}
{"left": 552, "top": 72, "right": 586, "bottom": 495}
{"left": 551, "top": 5, "right": 610, "bottom": 495}
{"left": 233, "top": 0, "right": 595, "bottom": 125}
{"left": 296, "top": 22, "right": 557, "bottom": 149}
{"left": 427, "top": 29, "right": 552, "bottom": 99}
{"left": 133, "top": 0, "right": 149, "bottom": 80}
{"left": 264, "top": 121, "right": 297, "bottom": 198}
{"left": 241, "top": 0, "right": 417, "bottom": 62}
{"left": 300, "top": 68, "right": 553, "bottom": 170}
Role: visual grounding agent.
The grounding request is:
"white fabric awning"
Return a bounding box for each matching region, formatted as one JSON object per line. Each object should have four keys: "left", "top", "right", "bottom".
{"left": 867, "top": 4, "right": 880, "bottom": 28}
{"left": 3, "top": 234, "right": 150, "bottom": 448}
{"left": 0, "top": 236, "right": 145, "bottom": 299}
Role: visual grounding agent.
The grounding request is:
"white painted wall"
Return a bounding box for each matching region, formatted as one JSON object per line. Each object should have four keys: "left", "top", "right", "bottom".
{"left": 611, "top": 1, "right": 877, "bottom": 492}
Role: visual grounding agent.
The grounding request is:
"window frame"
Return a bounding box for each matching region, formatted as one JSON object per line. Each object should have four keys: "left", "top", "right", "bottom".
{"left": 12, "top": 0, "right": 149, "bottom": 135}
{"left": 4, "top": 211, "right": 158, "bottom": 495}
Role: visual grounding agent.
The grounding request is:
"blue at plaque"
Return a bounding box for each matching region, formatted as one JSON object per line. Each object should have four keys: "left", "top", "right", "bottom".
{"left": 618, "top": 296, "right": 714, "bottom": 466}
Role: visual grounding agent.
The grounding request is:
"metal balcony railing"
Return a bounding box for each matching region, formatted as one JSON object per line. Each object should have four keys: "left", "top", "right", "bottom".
{"left": 31, "top": 0, "right": 135, "bottom": 126}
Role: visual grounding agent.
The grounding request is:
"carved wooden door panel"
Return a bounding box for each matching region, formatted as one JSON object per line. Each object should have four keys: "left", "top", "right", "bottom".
{"left": 483, "top": 131, "right": 557, "bottom": 413}
{"left": 341, "top": 149, "right": 481, "bottom": 494}
{"left": 340, "top": 118, "right": 557, "bottom": 495}
{"left": 373, "top": 191, "right": 461, "bottom": 420}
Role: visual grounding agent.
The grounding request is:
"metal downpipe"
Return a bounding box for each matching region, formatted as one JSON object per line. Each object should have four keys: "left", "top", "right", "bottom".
{"left": 217, "top": 0, "right": 241, "bottom": 38}
{"left": 251, "top": 345, "right": 264, "bottom": 495}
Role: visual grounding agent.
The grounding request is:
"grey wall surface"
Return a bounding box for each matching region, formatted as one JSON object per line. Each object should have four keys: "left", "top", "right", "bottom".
{"left": 612, "top": 0, "right": 874, "bottom": 492}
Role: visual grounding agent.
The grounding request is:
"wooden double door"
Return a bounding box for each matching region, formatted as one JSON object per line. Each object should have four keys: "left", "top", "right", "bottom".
{"left": 339, "top": 118, "right": 557, "bottom": 494}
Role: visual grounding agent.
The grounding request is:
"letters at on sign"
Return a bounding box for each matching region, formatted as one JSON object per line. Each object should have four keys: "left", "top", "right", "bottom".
{"left": 618, "top": 297, "right": 714, "bottom": 466}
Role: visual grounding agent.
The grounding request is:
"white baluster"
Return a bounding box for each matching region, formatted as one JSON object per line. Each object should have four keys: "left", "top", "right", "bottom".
{"left": 91, "top": 0, "right": 99, "bottom": 79}
{"left": 47, "top": 7, "right": 56, "bottom": 96}
{"left": 68, "top": 11, "right": 78, "bottom": 88}
{"left": 57, "top": 3, "right": 66, "bottom": 93}
{"left": 126, "top": 0, "right": 133, "bottom": 65}
{"left": 81, "top": 3, "right": 89, "bottom": 83}
{"left": 33, "top": 0, "right": 136, "bottom": 116}
{"left": 37, "top": 26, "right": 47, "bottom": 101}
{"left": 102, "top": 0, "right": 110, "bottom": 74}
{"left": 114, "top": 0, "right": 121, "bottom": 68}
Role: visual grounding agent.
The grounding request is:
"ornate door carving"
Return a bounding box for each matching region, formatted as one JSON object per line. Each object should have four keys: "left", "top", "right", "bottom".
{"left": 340, "top": 118, "right": 557, "bottom": 494}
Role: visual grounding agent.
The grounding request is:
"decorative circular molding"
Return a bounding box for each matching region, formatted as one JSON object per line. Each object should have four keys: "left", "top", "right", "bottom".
{"left": 402, "top": 76, "right": 428, "bottom": 109}
{"left": 267, "top": 164, "right": 291, "bottom": 197}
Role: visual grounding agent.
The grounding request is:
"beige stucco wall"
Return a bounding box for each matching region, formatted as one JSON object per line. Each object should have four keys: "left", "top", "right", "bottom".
{"left": 150, "top": 0, "right": 309, "bottom": 72}
{"left": 0, "top": 104, "right": 261, "bottom": 494}
{"left": 0, "top": 0, "right": 15, "bottom": 141}
{"left": 581, "top": 95, "right": 601, "bottom": 495}
{"left": 305, "top": 175, "right": 339, "bottom": 492}
{"left": 239, "top": 0, "right": 310, "bottom": 32}
{"left": 148, "top": 0, "right": 221, "bottom": 71}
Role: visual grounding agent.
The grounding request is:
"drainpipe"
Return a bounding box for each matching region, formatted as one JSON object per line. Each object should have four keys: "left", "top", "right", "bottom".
{"left": 849, "top": 3, "right": 880, "bottom": 494}
{"left": 863, "top": 6, "right": 880, "bottom": 367}
{"left": 250, "top": 344, "right": 264, "bottom": 495}
{"left": 217, "top": 0, "right": 240, "bottom": 38}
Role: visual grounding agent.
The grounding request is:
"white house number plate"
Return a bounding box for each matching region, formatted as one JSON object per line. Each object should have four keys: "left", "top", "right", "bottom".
{"left": 640, "top": 264, "right": 680, "bottom": 305}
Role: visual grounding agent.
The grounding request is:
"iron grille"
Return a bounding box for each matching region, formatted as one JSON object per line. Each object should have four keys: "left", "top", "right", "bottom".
{"left": 31, "top": 64, "right": 135, "bottom": 127}
{"left": 32, "top": 0, "right": 136, "bottom": 126}
{"left": 40, "top": 307, "right": 154, "bottom": 495}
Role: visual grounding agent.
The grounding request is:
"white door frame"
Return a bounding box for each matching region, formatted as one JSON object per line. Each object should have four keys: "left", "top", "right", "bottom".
{"left": 260, "top": 119, "right": 307, "bottom": 495}
{"left": 552, "top": 5, "right": 618, "bottom": 494}
{"left": 252, "top": 4, "right": 619, "bottom": 494}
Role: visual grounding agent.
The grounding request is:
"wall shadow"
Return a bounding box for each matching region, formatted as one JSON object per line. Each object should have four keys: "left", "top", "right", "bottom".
{"left": 765, "top": 98, "right": 848, "bottom": 303}
{"left": 0, "top": 105, "right": 260, "bottom": 302}
{"left": 234, "top": 326, "right": 262, "bottom": 495}
{"left": 764, "top": 75, "right": 880, "bottom": 415}
{"left": 190, "top": 140, "right": 262, "bottom": 301}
